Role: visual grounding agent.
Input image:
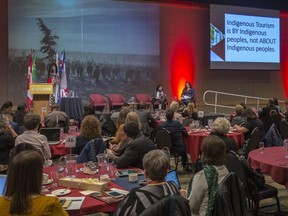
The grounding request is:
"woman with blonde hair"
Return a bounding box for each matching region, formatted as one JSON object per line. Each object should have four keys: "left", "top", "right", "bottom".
{"left": 73, "top": 115, "right": 102, "bottom": 155}
{"left": 170, "top": 101, "right": 183, "bottom": 123}
{"left": 125, "top": 112, "right": 141, "bottom": 130}
{"left": 107, "top": 123, "right": 131, "bottom": 159}
{"left": 182, "top": 102, "right": 198, "bottom": 120}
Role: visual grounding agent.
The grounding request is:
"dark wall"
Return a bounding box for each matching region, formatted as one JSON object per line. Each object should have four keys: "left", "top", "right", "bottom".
{"left": 0, "top": 0, "right": 8, "bottom": 103}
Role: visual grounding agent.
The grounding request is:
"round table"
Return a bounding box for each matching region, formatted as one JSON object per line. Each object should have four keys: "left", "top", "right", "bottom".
{"left": 184, "top": 131, "right": 245, "bottom": 163}
{"left": 248, "top": 146, "right": 288, "bottom": 189}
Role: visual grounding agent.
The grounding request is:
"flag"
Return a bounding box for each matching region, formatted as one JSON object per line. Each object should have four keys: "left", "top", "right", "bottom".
{"left": 27, "top": 51, "right": 33, "bottom": 110}
{"left": 54, "top": 52, "right": 60, "bottom": 104}
{"left": 59, "top": 50, "right": 68, "bottom": 97}
{"left": 32, "top": 57, "right": 37, "bottom": 82}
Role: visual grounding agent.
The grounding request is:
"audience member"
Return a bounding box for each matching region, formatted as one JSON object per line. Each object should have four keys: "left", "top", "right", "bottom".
{"left": 110, "top": 103, "right": 130, "bottom": 126}
{"left": 230, "top": 104, "right": 246, "bottom": 127}
{"left": 125, "top": 111, "right": 141, "bottom": 130}
{"left": 116, "top": 109, "right": 130, "bottom": 128}
{"left": 185, "top": 135, "right": 228, "bottom": 215}
{"left": 135, "top": 103, "right": 156, "bottom": 136}
{"left": 273, "top": 97, "right": 281, "bottom": 112}
{"left": 72, "top": 115, "right": 102, "bottom": 155}
{"left": 0, "top": 115, "right": 17, "bottom": 165}
{"left": 211, "top": 117, "right": 238, "bottom": 153}
{"left": 181, "top": 81, "right": 196, "bottom": 106}
{"left": 239, "top": 102, "right": 247, "bottom": 111}
{"left": 83, "top": 104, "right": 95, "bottom": 117}
{"left": 115, "top": 150, "right": 183, "bottom": 216}
{"left": 13, "top": 103, "right": 27, "bottom": 126}
{"left": 1, "top": 110, "right": 20, "bottom": 134}
{"left": 170, "top": 101, "right": 183, "bottom": 123}
{"left": 152, "top": 84, "right": 167, "bottom": 110}
{"left": 113, "top": 121, "right": 156, "bottom": 169}
{"left": 107, "top": 124, "right": 130, "bottom": 158}
{"left": 0, "top": 151, "right": 68, "bottom": 215}
{"left": 258, "top": 98, "right": 280, "bottom": 132}
{"left": 0, "top": 101, "right": 13, "bottom": 113}
{"left": 182, "top": 102, "right": 198, "bottom": 120}
{"left": 234, "top": 108, "right": 266, "bottom": 142}
{"left": 44, "top": 104, "right": 70, "bottom": 132}
{"left": 9, "top": 143, "right": 41, "bottom": 163}
{"left": 15, "top": 114, "right": 52, "bottom": 167}
{"left": 159, "top": 109, "right": 189, "bottom": 170}
{"left": 283, "top": 100, "right": 288, "bottom": 122}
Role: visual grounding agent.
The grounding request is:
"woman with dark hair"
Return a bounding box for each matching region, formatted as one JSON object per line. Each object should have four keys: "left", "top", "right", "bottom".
{"left": 181, "top": 81, "right": 196, "bottom": 106}
{"left": 9, "top": 143, "right": 41, "bottom": 163}
{"left": 185, "top": 135, "right": 228, "bottom": 216}
{"left": 234, "top": 108, "right": 266, "bottom": 141}
{"left": 116, "top": 108, "right": 130, "bottom": 128}
{"left": 0, "top": 101, "right": 13, "bottom": 113}
{"left": 152, "top": 84, "right": 167, "bottom": 110}
{"left": 13, "top": 103, "right": 27, "bottom": 126}
{"left": 0, "top": 151, "right": 68, "bottom": 215}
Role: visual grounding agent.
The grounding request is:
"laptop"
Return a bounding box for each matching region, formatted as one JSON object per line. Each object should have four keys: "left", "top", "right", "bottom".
{"left": 165, "top": 170, "right": 181, "bottom": 189}
{"left": 40, "top": 128, "right": 61, "bottom": 145}
{"left": 0, "top": 175, "right": 7, "bottom": 196}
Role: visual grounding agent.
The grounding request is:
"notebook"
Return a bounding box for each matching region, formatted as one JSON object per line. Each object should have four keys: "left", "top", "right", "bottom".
{"left": 165, "top": 170, "right": 181, "bottom": 189}
{"left": 0, "top": 175, "right": 7, "bottom": 196}
{"left": 40, "top": 128, "right": 61, "bottom": 145}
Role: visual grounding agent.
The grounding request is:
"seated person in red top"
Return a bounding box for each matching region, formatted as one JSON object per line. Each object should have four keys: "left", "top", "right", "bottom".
{"left": 0, "top": 150, "right": 68, "bottom": 215}
{"left": 234, "top": 108, "right": 266, "bottom": 142}
{"left": 113, "top": 121, "right": 156, "bottom": 169}
{"left": 159, "top": 109, "right": 188, "bottom": 170}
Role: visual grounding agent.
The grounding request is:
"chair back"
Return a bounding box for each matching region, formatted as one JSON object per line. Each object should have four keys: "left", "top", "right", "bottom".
{"left": 151, "top": 128, "right": 172, "bottom": 150}
{"left": 245, "top": 127, "right": 260, "bottom": 158}
{"left": 89, "top": 94, "right": 107, "bottom": 105}
{"left": 136, "top": 93, "right": 153, "bottom": 104}
{"left": 108, "top": 94, "right": 126, "bottom": 107}
{"left": 279, "top": 118, "right": 288, "bottom": 139}
{"left": 182, "top": 118, "right": 193, "bottom": 127}
{"left": 139, "top": 195, "right": 191, "bottom": 216}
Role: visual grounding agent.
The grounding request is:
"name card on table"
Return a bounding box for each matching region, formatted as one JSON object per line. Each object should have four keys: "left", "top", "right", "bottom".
{"left": 65, "top": 136, "right": 76, "bottom": 148}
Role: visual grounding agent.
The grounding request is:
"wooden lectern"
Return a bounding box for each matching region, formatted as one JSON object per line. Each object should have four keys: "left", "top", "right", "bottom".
{"left": 30, "top": 83, "right": 53, "bottom": 116}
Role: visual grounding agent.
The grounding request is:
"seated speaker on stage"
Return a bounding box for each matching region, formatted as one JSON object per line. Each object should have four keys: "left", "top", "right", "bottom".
{"left": 181, "top": 81, "right": 196, "bottom": 106}
{"left": 44, "top": 104, "right": 70, "bottom": 132}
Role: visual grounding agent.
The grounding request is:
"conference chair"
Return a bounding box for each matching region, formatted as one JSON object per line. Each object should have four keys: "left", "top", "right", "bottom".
{"left": 108, "top": 93, "right": 126, "bottom": 111}
{"left": 89, "top": 94, "right": 108, "bottom": 112}
{"left": 279, "top": 118, "right": 288, "bottom": 139}
{"left": 238, "top": 127, "right": 260, "bottom": 158}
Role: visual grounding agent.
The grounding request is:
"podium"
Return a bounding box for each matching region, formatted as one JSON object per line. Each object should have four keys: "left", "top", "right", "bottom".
{"left": 30, "top": 83, "right": 53, "bottom": 116}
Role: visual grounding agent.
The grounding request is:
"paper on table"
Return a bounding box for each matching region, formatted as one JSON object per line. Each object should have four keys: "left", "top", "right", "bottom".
{"left": 61, "top": 196, "right": 85, "bottom": 210}
{"left": 79, "top": 190, "right": 98, "bottom": 196}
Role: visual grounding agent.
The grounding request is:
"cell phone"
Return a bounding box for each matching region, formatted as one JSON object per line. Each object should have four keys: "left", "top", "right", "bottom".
{"left": 106, "top": 191, "right": 124, "bottom": 199}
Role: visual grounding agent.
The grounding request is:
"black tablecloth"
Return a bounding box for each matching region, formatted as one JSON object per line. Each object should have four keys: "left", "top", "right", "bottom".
{"left": 60, "top": 97, "right": 83, "bottom": 120}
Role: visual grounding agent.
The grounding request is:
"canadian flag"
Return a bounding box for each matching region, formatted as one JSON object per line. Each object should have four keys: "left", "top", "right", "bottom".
{"left": 27, "top": 52, "right": 33, "bottom": 110}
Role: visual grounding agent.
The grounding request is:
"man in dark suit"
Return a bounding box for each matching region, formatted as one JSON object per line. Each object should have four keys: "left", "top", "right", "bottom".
{"left": 135, "top": 102, "right": 156, "bottom": 136}
{"left": 114, "top": 121, "right": 156, "bottom": 169}
{"left": 159, "top": 109, "right": 188, "bottom": 170}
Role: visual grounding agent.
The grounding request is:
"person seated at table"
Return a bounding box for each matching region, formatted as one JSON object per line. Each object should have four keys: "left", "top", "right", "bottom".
{"left": 152, "top": 84, "right": 167, "bottom": 110}
{"left": 283, "top": 100, "right": 288, "bottom": 122}
{"left": 1, "top": 110, "right": 20, "bottom": 135}
{"left": 112, "top": 121, "right": 156, "bottom": 169}
{"left": 181, "top": 81, "right": 196, "bottom": 106}
{"left": 170, "top": 101, "right": 183, "bottom": 123}
{"left": 182, "top": 102, "right": 198, "bottom": 120}
{"left": 135, "top": 103, "right": 156, "bottom": 136}
{"left": 114, "top": 149, "right": 184, "bottom": 216}
{"left": 13, "top": 103, "right": 27, "bottom": 126}
{"left": 45, "top": 104, "right": 70, "bottom": 132}
{"left": 15, "top": 113, "right": 52, "bottom": 167}
{"left": 107, "top": 124, "right": 131, "bottom": 158}
{"left": 125, "top": 111, "right": 142, "bottom": 131}
{"left": 0, "top": 101, "right": 13, "bottom": 113}
{"left": 9, "top": 143, "right": 41, "bottom": 163}
{"left": 184, "top": 135, "right": 228, "bottom": 216}
{"left": 116, "top": 108, "right": 130, "bottom": 128}
{"left": 0, "top": 115, "right": 17, "bottom": 165}
{"left": 210, "top": 117, "right": 238, "bottom": 153}
{"left": 110, "top": 103, "right": 130, "bottom": 126}
{"left": 72, "top": 115, "right": 102, "bottom": 155}
{"left": 0, "top": 150, "right": 68, "bottom": 216}
{"left": 258, "top": 98, "right": 280, "bottom": 132}
{"left": 230, "top": 104, "right": 246, "bottom": 127}
{"left": 159, "top": 109, "right": 188, "bottom": 171}
{"left": 234, "top": 108, "right": 266, "bottom": 142}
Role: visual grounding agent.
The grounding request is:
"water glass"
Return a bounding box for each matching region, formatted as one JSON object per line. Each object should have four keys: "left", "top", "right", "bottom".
{"left": 259, "top": 142, "right": 264, "bottom": 154}
{"left": 283, "top": 139, "right": 288, "bottom": 158}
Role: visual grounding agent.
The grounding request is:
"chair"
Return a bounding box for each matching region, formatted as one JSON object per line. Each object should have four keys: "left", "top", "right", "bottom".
{"left": 89, "top": 94, "right": 108, "bottom": 112}
{"left": 108, "top": 93, "right": 126, "bottom": 111}
{"left": 77, "top": 138, "right": 106, "bottom": 163}
{"left": 239, "top": 127, "right": 260, "bottom": 158}
{"left": 150, "top": 128, "right": 180, "bottom": 171}
{"left": 135, "top": 93, "right": 153, "bottom": 109}
{"left": 139, "top": 194, "right": 191, "bottom": 216}
{"left": 225, "top": 151, "right": 281, "bottom": 215}
{"left": 279, "top": 118, "right": 288, "bottom": 139}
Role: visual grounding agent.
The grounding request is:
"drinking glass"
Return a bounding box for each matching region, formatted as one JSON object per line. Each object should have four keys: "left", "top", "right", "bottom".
{"left": 259, "top": 142, "right": 264, "bottom": 154}
{"left": 50, "top": 170, "right": 62, "bottom": 188}
{"left": 283, "top": 139, "right": 288, "bottom": 158}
